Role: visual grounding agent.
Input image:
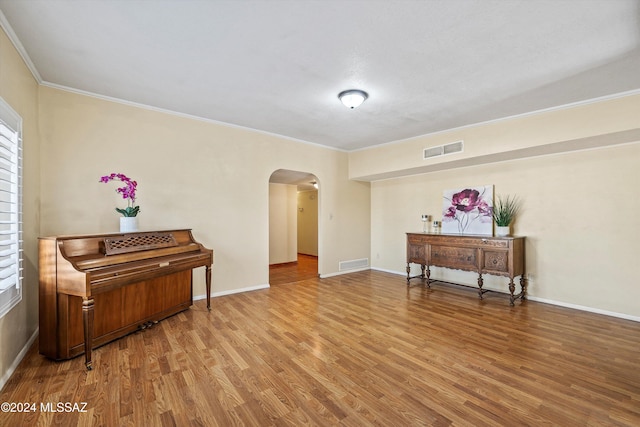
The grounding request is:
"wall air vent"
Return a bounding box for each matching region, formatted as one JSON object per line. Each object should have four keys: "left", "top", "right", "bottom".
{"left": 423, "top": 146, "right": 443, "bottom": 159}
{"left": 443, "top": 140, "right": 464, "bottom": 154}
{"left": 423, "top": 140, "right": 464, "bottom": 160}
{"left": 339, "top": 258, "right": 369, "bottom": 271}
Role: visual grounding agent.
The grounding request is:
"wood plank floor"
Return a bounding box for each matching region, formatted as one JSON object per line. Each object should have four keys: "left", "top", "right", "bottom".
{"left": 269, "top": 254, "right": 318, "bottom": 285}
{"left": 2, "top": 270, "right": 640, "bottom": 426}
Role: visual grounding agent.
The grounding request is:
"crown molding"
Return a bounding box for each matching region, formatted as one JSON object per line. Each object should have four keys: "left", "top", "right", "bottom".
{"left": 0, "top": 9, "right": 42, "bottom": 84}
{"left": 41, "top": 81, "right": 345, "bottom": 153}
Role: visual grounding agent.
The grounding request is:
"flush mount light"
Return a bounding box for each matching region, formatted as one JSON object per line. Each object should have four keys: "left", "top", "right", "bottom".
{"left": 338, "top": 89, "right": 368, "bottom": 109}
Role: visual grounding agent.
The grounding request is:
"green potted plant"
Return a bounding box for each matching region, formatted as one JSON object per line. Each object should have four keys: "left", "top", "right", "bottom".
{"left": 492, "top": 195, "right": 519, "bottom": 236}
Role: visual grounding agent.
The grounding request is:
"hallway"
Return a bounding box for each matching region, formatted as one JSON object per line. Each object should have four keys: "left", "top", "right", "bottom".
{"left": 269, "top": 254, "right": 318, "bottom": 285}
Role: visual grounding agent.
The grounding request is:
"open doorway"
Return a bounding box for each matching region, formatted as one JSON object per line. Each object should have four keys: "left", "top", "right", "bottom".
{"left": 268, "top": 169, "right": 319, "bottom": 285}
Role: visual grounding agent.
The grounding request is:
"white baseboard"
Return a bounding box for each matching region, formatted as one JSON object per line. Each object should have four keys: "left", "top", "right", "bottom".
{"left": 370, "top": 267, "right": 640, "bottom": 323}
{"left": 194, "top": 283, "right": 270, "bottom": 301}
{"left": 370, "top": 267, "right": 404, "bottom": 276}
{"left": 0, "top": 327, "right": 39, "bottom": 392}
{"left": 320, "top": 267, "right": 369, "bottom": 278}
{"left": 525, "top": 296, "right": 640, "bottom": 322}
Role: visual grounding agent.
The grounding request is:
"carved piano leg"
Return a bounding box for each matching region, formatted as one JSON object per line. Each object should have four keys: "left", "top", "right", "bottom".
{"left": 206, "top": 265, "right": 212, "bottom": 311}
{"left": 82, "top": 297, "right": 94, "bottom": 370}
{"left": 509, "top": 277, "right": 516, "bottom": 306}
{"left": 477, "top": 274, "right": 484, "bottom": 299}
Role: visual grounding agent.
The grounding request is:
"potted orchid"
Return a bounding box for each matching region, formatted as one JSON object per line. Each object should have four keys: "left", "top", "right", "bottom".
{"left": 100, "top": 173, "right": 140, "bottom": 232}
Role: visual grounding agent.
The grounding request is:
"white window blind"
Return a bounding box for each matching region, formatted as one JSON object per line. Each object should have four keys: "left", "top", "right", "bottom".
{"left": 0, "top": 97, "right": 23, "bottom": 318}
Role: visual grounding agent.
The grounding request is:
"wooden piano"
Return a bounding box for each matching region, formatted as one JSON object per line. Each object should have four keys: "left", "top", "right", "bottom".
{"left": 38, "top": 229, "right": 213, "bottom": 370}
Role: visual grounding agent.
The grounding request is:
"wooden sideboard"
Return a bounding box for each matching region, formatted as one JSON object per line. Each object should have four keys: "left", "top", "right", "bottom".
{"left": 406, "top": 232, "right": 526, "bottom": 305}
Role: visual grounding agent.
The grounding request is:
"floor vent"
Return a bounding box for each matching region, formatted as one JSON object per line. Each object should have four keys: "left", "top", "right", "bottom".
{"left": 423, "top": 140, "right": 464, "bottom": 159}
{"left": 339, "top": 258, "right": 369, "bottom": 271}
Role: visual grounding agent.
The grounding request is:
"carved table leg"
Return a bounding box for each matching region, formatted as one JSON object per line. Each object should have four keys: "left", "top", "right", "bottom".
{"left": 425, "top": 265, "right": 431, "bottom": 288}
{"left": 509, "top": 277, "right": 516, "bottom": 306}
{"left": 406, "top": 263, "right": 411, "bottom": 285}
{"left": 477, "top": 274, "right": 484, "bottom": 299}
{"left": 520, "top": 275, "right": 527, "bottom": 300}
{"left": 206, "top": 265, "right": 212, "bottom": 311}
{"left": 82, "top": 297, "right": 94, "bottom": 370}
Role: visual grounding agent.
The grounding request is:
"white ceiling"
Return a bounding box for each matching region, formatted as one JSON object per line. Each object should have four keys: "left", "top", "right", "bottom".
{"left": 269, "top": 169, "right": 318, "bottom": 191}
{"left": 1, "top": 0, "right": 639, "bottom": 152}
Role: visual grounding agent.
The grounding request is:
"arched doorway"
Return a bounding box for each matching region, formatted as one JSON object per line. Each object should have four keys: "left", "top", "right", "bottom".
{"left": 268, "top": 169, "right": 319, "bottom": 285}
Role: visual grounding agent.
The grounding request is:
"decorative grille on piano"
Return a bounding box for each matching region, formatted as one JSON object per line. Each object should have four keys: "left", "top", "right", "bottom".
{"left": 102, "top": 232, "right": 178, "bottom": 255}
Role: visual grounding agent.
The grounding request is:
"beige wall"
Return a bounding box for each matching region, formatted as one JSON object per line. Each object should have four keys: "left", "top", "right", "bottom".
{"left": 297, "top": 189, "right": 318, "bottom": 256}
{"left": 350, "top": 94, "right": 640, "bottom": 181}
{"left": 359, "top": 94, "right": 640, "bottom": 319}
{"left": 0, "top": 28, "right": 41, "bottom": 387}
{"left": 269, "top": 185, "right": 320, "bottom": 263}
{"left": 37, "top": 86, "right": 371, "bottom": 297}
{"left": 269, "top": 183, "right": 297, "bottom": 264}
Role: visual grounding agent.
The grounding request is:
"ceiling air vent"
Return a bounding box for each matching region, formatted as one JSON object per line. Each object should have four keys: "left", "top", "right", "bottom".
{"left": 423, "top": 140, "right": 464, "bottom": 160}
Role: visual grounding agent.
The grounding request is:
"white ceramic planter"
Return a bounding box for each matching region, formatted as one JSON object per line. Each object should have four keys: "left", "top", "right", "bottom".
{"left": 120, "top": 216, "right": 138, "bottom": 233}
{"left": 496, "top": 225, "right": 510, "bottom": 237}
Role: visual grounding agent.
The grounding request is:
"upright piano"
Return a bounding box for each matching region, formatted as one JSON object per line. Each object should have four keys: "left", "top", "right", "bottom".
{"left": 39, "top": 229, "right": 213, "bottom": 370}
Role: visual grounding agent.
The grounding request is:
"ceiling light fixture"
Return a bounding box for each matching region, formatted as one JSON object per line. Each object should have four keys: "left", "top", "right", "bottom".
{"left": 338, "top": 89, "right": 368, "bottom": 109}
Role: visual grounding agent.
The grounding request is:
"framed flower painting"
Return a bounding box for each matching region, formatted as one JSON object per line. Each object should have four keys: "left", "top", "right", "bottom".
{"left": 441, "top": 185, "right": 493, "bottom": 235}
